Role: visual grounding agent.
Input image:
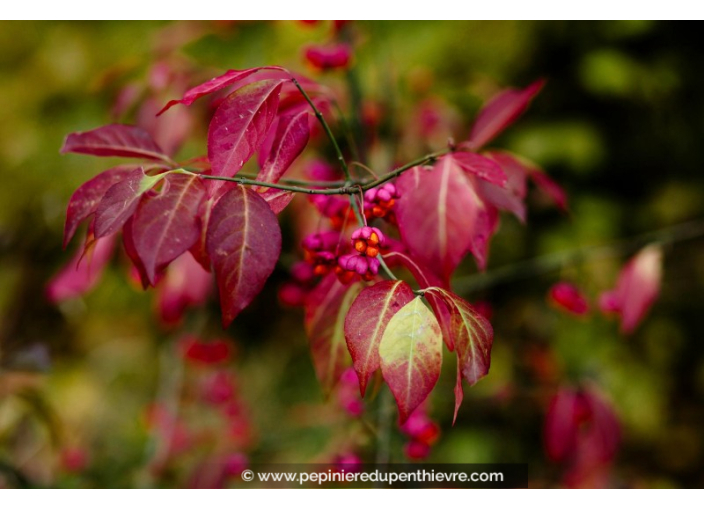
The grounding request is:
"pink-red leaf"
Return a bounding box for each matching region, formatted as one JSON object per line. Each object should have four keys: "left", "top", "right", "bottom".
{"left": 131, "top": 173, "right": 207, "bottom": 285}
{"left": 256, "top": 110, "right": 310, "bottom": 185}
{"left": 304, "top": 43, "right": 352, "bottom": 70}
{"left": 530, "top": 170, "right": 569, "bottom": 212}
{"left": 305, "top": 274, "right": 363, "bottom": 395}
{"left": 206, "top": 185, "right": 282, "bottom": 327}
{"left": 93, "top": 168, "right": 165, "bottom": 239}
{"left": 450, "top": 152, "right": 507, "bottom": 187}
{"left": 60, "top": 124, "right": 171, "bottom": 163}
{"left": 426, "top": 287, "right": 493, "bottom": 388}
{"left": 258, "top": 188, "right": 295, "bottom": 214}
{"left": 157, "top": 251, "right": 213, "bottom": 326}
{"left": 63, "top": 166, "right": 136, "bottom": 248}
{"left": 468, "top": 79, "right": 545, "bottom": 149}
{"left": 46, "top": 234, "right": 116, "bottom": 303}
{"left": 468, "top": 198, "right": 500, "bottom": 271}
{"left": 395, "top": 160, "right": 478, "bottom": 283}
{"left": 479, "top": 151, "right": 529, "bottom": 222}
{"left": 480, "top": 150, "right": 568, "bottom": 217}
{"left": 189, "top": 181, "right": 238, "bottom": 271}
{"left": 598, "top": 244, "right": 662, "bottom": 334}
{"left": 207, "top": 80, "right": 283, "bottom": 182}
{"left": 157, "top": 66, "right": 286, "bottom": 115}
{"left": 544, "top": 386, "right": 620, "bottom": 466}
{"left": 137, "top": 97, "right": 193, "bottom": 157}
{"left": 549, "top": 282, "right": 590, "bottom": 315}
{"left": 344, "top": 280, "right": 415, "bottom": 397}
{"left": 122, "top": 216, "right": 150, "bottom": 289}
{"left": 379, "top": 296, "right": 443, "bottom": 424}
{"left": 453, "top": 356, "right": 464, "bottom": 425}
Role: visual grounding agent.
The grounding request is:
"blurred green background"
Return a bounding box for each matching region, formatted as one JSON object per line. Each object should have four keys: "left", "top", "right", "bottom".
{"left": 1, "top": 21, "right": 704, "bottom": 488}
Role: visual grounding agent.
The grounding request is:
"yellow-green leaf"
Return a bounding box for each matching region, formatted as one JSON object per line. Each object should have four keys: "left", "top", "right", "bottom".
{"left": 379, "top": 296, "right": 443, "bottom": 423}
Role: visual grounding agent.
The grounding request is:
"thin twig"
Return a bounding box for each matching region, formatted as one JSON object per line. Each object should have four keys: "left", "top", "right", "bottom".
{"left": 350, "top": 161, "right": 379, "bottom": 179}
{"left": 238, "top": 173, "right": 347, "bottom": 188}
{"left": 452, "top": 217, "right": 704, "bottom": 294}
{"left": 291, "top": 77, "right": 352, "bottom": 181}
{"left": 177, "top": 147, "right": 448, "bottom": 197}
{"left": 375, "top": 387, "right": 394, "bottom": 466}
{"left": 180, "top": 171, "right": 358, "bottom": 195}
{"left": 361, "top": 150, "right": 448, "bottom": 191}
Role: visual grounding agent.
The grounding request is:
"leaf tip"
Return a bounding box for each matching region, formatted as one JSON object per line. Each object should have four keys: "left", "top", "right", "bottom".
{"left": 156, "top": 100, "right": 179, "bottom": 117}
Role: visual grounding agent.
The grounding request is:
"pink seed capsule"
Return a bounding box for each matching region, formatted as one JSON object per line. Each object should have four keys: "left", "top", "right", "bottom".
{"left": 377, "top": 188, "right": 392, "bottom": 202}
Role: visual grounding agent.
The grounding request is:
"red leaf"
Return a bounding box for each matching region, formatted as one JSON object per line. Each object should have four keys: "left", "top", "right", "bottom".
{"left": 256, "top": 111, "right": 310, "bottom": 185}
{"left": 425, "top": 287, "right": 494, "bottom": 387}
{"left": 122, "top": 217, "right": 150, "bottom": 288}
{"left": 131, "top": 173, "right": 207, "bottom": 285}
{"left": 250, "top": 110, "right": 310, "bottom": 215}
{"left": 206, "top": 185, "right": 282, "bottom": 327}
{"left": 305, "top": 274, "right": 363, "bottom": 395}
{"left": 344, "top": 280, "right": 415, "bottom": 396}
{"left": 395, "top": 160, "right": 478, "bottom": 282}
{"left": 378, "top": 296, "right": 443, "bottom": 423}
{"left": 545, "top": 387, "right": 582, "bottom": 462}
{"left": 179, "top": 335, "right": 231, "bottom": 365}
{"left": 256, "top": 117, "right": 280, "bottom": 169}
{"left": 93, "top": 168, "right": 165, "bottom": 239}
{"left": 544, "top": 386, "right": 620, "bottom": 467}
{"left": 468, "top": 79, "right": 545, "bottom": 149}
{"left": 60, "top": 124, "right": 171, "bottom": 163}
{"left": 479, "top": 151, "right": 529, "bottom": 223}
{"left": 450, "top": 152, "right": 507, "bottom": 187}
{"left": 530, "top": 170, "right": 569, "bottom": 212}
{"left": 188, "top": 180, "right": 240, "bottom": 271}
{"left": 549, "top": 282, "right": 590, "bottom": 315}
{"left": 157, "top": 252, "right": 213, "bottom": 326}
{"left": 304, "top": 43, "right": 352, "bottom": 70}
{"left": 453, "top": 357, "right": 464, "bottom": 425}
{"left": 258, "top": 188, "right": 295, "bottom": 214}
{"left": 468, "top": 198, "right": 500, "bottom": 271}
{"left": 207, "top": 80, "right": 283, "bottom": 182}
{"left": 137, "top": 97, "right": 193, "bottom": 157}
{"left": 157, "top": 66, "right": 286, "bottom": 115}
{"left": 598, "top": 245, "right": 662, "bottom": 334}
{"left": 63, "top": 166, "right": 136, "bottom": 248}
{"left": 46, "top": 234, "right": 116, "bottom": 303}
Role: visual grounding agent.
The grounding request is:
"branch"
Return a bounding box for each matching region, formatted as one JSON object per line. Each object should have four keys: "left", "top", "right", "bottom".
{"left": 290, "top": 77, "right": 352, "bottom": 181}
{"left": 238, "top": 173, "right": 347, "bottom": 188}
{"left": 361, "top": 149, "right": 449, "bottom": 191}
{"left": 452, "top": 217, "right": 704, "bottom": 294}
{"left": 176, "top": 170, "right": 356, "bottom": 195}
{"left": 177, "top": 146, "right": 449, "bottom": 197}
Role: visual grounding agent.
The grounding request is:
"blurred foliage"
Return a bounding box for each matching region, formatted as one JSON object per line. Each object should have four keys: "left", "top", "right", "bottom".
{"left": 1, "top": 20, "right": 704, "bottom": 488}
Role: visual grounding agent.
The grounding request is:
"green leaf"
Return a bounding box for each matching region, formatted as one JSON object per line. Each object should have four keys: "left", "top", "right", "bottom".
{"left": 379, "top": 296, "right": 443, "bottom": 423}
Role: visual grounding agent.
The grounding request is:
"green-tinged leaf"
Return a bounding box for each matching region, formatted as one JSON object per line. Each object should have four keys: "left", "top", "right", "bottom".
{"left": 93, "top": 168, "right": 165, "bottom": 239}
{"left": 305, "top": 274, "right": 363, "bottom": 395}
{"left": 379, "top": 296, "right": 443, "bottom": 423}
{"left": 344, "top": 280, "right": 416, "bottom": 397}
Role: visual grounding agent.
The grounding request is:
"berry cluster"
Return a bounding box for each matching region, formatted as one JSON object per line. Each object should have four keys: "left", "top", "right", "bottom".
{"left": 364, "top": 183, "right": 399, "bottom": 223}
{"left": 310, "top": 194, "right": 357, "bottom": 230}
{"left": 302, "top": 231, "right": 341, "bottom": 276}
{"left": 336, "top": 368, "right": 364, "bottom": 417}
{"left": 400, "top": 406, "right": 441, "bottom": 460}
{"left": 278, "top": 262, "right": 317, "bottom": 307}
{"left": 336, "top": 226, "right": 386, "bottom": 283}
